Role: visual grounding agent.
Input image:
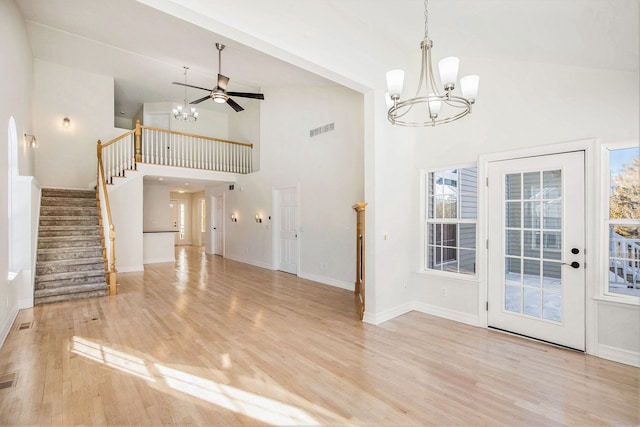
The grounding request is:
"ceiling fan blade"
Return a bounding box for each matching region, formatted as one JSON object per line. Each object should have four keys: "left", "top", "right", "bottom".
{"left": 217, "top": 74, "right": 229, "bottom": 91}
{"left": 172, "top": 82, "right": 213, "bottom": 92}
{"left": 190, "top": 95, "right": 211, "bottom": 105}
{"left": 227, "top": 92, "right": 265, "bottom": 100}
{"left": 226, "top": 98, "right": 244, "bottom": 112}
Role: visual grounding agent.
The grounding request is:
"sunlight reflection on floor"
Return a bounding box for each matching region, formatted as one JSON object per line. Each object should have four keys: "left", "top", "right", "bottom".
{"left": 71, "top": 336, "right": 336, "bottom": 426}
{"left": 156, "top": 363, "right": 318, "bottom": 425}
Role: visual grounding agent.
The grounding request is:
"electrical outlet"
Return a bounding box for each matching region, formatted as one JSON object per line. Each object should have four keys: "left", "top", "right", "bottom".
{"left": 440, "top": 287, "right": 447, "bottom": 297}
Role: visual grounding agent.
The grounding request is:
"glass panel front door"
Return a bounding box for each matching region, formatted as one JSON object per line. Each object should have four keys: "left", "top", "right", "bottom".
{"left": 488, "top": 151, "right": 585, "bottom": 351}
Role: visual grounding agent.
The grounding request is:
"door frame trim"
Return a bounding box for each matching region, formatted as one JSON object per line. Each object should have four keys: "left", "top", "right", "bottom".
{"left": 478, "top": 138, "right": 598, "bottom": 355}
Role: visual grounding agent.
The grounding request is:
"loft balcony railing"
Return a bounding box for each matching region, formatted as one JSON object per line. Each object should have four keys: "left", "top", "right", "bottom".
{"left": 96, "top": 120, "right": 254, "bottom": 295}
{"left": 101, "top": 120, "right": 253, "bottom": 185}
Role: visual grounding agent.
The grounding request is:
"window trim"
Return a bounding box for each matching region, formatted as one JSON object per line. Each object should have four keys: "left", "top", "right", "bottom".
{"left": 600, "top": 140, "right": 640, "bottom": 304}
{"left": 420, "top": 163, "right": 479, "bottom": 279}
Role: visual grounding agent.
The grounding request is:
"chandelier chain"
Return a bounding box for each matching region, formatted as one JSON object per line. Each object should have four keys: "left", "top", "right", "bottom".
{"left": 423, "top": 0, "right": 429, "bottom": 41}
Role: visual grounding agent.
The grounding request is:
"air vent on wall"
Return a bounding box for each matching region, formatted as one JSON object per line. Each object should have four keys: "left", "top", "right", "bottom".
{"left": 309, "top": 122, "right": 335, "bottom": 138}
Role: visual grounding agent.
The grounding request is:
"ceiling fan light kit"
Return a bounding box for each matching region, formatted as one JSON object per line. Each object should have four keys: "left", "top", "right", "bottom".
{"left": 172, "top": 43, "right": 265, "bottom": 113}
{"left": 386, "top": 0, "right": 479, "bottom": 127}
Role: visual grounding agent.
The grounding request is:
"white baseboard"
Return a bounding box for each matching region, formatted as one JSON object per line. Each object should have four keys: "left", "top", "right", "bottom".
{"left": 598, "top": 344, "right": 640, "bottom": 367}
{"left": 143, "top": 257, "right": 175, "bottom": 264}
{"left": 18, "top": 297, "right": 33, "bottom": 310}
{"left": 118, "top": 265, "right": 145, "bottom": 273}
{"left": 0, "top": 306, "right": 19, "bottom": 350}
{"left": 298, "top": 272, "right": 353, "bottom": 291}
{"left": 363, "top": 302, "right": 414, "bottom": 325}
{"left": 413, "top": 302, "right": 480, "bottom": 327}
{"left": 225, "top": 255, "right": 273, "bottom": 270}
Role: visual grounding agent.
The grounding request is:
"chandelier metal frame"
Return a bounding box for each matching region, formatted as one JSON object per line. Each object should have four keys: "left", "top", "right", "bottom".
{"left": 173, "top": 66, "right": 199, "bottom": 122}
{"left": 387, "top": 0, "right": 478, "bottom": 127}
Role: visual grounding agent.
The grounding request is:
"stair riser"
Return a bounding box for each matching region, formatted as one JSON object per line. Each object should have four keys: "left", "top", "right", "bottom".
{"left": 37, "top": 249, "right": 103, "bottom": 262}
{"left": 40, "top": 207, "right": 98, "bottom": 217}
{"left": 40, "top": 218, "right": 99, "bottom": 226}
{"left": 35, "top": 289, "right": 108, "bottom": 305}
{"left": 37, "top": 262, "right": 105, "bottom": 275}
{"left": 41, "top": 189, "right": 95, "bottom": 199}
{"left": 39, "top": 228, "right": 101, "bottom": 237}
{"left": 36, "top": 275, "right": 106, "bottom": 289}
{"left": 41, "top": 197, "right": 96, "bottom": 207}
{"left": 38, "top": 239, "right": 101, "bottom": 249}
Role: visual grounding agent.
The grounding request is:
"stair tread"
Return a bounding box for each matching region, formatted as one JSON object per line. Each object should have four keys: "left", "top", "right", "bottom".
{"left": 37, "top": 257, "right": 105, "bottom": 265}
{"left": 38, "top": 235, "right": 101, "bottom": 242}
{"left": 35, "top": 283, "right": 108, "bottom": 297}
{"left": 36, "top": 269, "right": 106, "bottom": 282}
{"left": 37, "top": 246, "right": 102, "bottom": 253}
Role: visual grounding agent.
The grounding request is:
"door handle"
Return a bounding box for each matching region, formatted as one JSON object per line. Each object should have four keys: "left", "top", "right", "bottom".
{"left": 562, "top": 261, "right": 580, "bottom": 269}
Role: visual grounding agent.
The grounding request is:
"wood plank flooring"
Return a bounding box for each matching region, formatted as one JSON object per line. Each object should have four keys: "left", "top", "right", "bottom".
{"left": 0, "top": 246, "right": 638, "bottom": 425}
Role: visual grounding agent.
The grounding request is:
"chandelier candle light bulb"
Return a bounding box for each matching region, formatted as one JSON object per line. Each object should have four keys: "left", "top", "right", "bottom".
{"left": 385, "top": 0, "right": 479, "bottom": 127}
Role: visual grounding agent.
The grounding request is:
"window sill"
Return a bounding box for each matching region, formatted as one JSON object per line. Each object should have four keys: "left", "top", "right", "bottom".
{"left": 593, "top": 294, "right": 640, "bottom": 307}
{"left": 416, "top": 269, "right": 479, "bottom": 283}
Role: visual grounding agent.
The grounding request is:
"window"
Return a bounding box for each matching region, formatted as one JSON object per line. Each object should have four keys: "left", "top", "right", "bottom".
{"left": 425, "top": 166, "right": 478, "bottom": 275}
{"left": 606, "top": 145, "right": 640, "bottom": 298}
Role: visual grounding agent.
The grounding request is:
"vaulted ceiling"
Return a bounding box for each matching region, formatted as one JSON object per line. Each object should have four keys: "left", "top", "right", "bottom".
{"left": 16, "top": 0, "right": 639, "bottom": 120}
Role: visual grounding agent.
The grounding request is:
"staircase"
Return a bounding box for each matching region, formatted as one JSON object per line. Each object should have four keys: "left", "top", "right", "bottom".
{"left": 35, "top": 188, "right": 108, "bottom": 305}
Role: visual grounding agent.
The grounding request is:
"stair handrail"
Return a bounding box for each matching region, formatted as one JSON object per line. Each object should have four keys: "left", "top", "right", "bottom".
{"left": 140, "top": 125, "right": 253, "bottom": 148}
{"left": 97, "top": 139, "right": 119, "bottom": 295}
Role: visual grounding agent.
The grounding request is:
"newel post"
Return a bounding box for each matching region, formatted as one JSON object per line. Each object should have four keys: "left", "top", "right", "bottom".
{"left": 353, "top": 202, "right": 367, "bottom": 321}
{"left": 135, "top": 119, "right": 142, "bottom": 163}
{"left": 108, "top": 224, "right": 118, "bottom": 295}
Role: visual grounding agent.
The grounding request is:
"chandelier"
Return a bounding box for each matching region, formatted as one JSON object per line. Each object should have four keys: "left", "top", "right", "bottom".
{"left": 173, "top": 66, "right": 199, "bottom": 122}
{"left": 385, "top": 0, "right": 479, "bottom": 127}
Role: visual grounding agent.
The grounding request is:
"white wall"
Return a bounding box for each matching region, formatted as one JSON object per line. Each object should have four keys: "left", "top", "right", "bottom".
{"left": 0, "top": 0, "right": 36, "bottom": 347}
{"left": 221, "top": 85, "right": 364, "bottom": 288}
{"left": 228, "top": 100, "right": 261, "bottom": 170}
{"left": 110, "top": 174, "right": 144, "bottom": 272}
{"left": 143, "top": 183, "right": 171, "bottom": 231}
{"left": 143, "top": 102, "right": 230, "bottom": 140}
{"left": 33, "top": 59, "right": 121, "bottom": 189}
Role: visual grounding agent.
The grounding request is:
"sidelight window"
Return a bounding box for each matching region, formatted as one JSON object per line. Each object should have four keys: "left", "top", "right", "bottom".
{"left": 605, "top": 144, "right": 640, "bottom": 298}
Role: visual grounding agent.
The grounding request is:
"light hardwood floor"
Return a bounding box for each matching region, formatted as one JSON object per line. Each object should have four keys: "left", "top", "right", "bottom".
{"left": 1, "top": 246, "right": 638, "bottom": 426}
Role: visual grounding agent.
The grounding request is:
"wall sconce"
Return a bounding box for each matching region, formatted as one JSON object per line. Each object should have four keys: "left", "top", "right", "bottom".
{"left": 63, "top": 117, "right": 71, "bottom": 128}
{"left": 230, "top": 213, "right": 238, "bottom": 222}
{"left": 24, "top": 134, "right": 38, "bottom": 148}
{"left": 255, "top": 214, "right": 263, "bottom": 223}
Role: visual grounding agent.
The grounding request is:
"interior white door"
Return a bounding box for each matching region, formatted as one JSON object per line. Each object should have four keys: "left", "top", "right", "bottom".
{"left": 211, "top": 196, "right": 223, "bottom": 256}
{"left": 487, "top": 151, "right": 585, "bottom": 350}
{"left": 276, "top": 187, "right": 299, "bottom": 275}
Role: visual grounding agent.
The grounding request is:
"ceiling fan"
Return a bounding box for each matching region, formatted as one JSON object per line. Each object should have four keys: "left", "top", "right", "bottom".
{"left": 172, "top": 43, "right": 264, "bottom": 112}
